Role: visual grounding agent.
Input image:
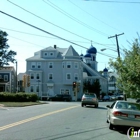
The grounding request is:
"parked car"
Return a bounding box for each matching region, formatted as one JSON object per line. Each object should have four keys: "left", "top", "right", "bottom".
{"left": 81, "top": 93, "right": 98, "bottom": 108}
{"left": 110, "top": 95, "right": 117, "bottom": 101}
{"left": 106, "top": 101, "right": 140, "bottom": 130}
{"left": 136, "top": 98, "right": 140, "bottom": 104}
{"left": 116, "top": 94, "right": 124, "bottom": 100}
{"left": 47, "top": 94, "right": 72, "bottom": 101}
{"left": 102, "top": 95, "right": 110, "bottom": 101}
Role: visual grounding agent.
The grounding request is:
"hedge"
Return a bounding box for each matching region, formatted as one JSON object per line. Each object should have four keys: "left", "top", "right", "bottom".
{"left": 0, "top": 92, "right": 38, "bottom": 102}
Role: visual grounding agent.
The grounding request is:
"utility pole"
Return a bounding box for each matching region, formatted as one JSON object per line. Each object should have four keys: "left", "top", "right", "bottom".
{"left": 108, "top": 33, "right": 124, "bottom": 58}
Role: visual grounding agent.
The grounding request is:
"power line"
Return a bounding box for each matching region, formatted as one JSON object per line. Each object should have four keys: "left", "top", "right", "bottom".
{"left": 9, "top": 36, "right": 47, "bottom": 48}
{"left": 0, "top": 27, "right": 58, "bottom": 39}
{"left": 98, "top": 52, "right": 117, "bottom": 58}
{"left": 0, "top": 11, "right": 117, "bottom": 59}
{"left": 0, "top": 26, "right": 116, "bottom": 48}
{"left": 68, "top": 0, "right": 121, "bottom": 32}
{"left": 9, "top": 35, "right": 117, "bottom": 58}
{"left": 7, "top": 0, "right": 118, "bottom": 48}
{"left": 0, "top": 10, "right": 88, "bottom": 49}
{"left": 7, "top": 0, "right": 91, "bottom": 42}
{"left": 84, "top": 0, "right": 140, "bottom": 4}
{"left": 42, "top": 0, "right": 109, "bottom": 37}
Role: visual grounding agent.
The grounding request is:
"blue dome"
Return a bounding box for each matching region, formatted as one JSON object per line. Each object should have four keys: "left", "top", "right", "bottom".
{"left": 103, "top": 68, "right": 108, "bottom": 72}
{"left": 87, "top": 45, "right": 97, "bottom": 54}
{"left": 84, "top": 53, "right": 91, "bottom": 58}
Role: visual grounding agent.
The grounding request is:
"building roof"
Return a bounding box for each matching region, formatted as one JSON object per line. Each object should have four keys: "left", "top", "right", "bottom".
{"left": 103, "top": 68, "right": 108, "bottom": 72}
{"left": 0, "top": 66, "right": 15, "bottom": 71}
{"left": 41, "top": 46, "right": 67, "bottom": 53}
{"left": 0, "top": 66, "right": 16, "bottom": 74}
{"left": 62, "top": 45, "right": 80, "bottom": 57}
{"left": 26, "top": 46, "right": 80, "bottom": 61}
{"left": 84, "top": 53, "right": 91, "bottom": 58}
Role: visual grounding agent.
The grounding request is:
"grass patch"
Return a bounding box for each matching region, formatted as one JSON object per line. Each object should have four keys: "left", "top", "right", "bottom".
{"left": 0, "top": 102, "right": 47, "bottom": 107}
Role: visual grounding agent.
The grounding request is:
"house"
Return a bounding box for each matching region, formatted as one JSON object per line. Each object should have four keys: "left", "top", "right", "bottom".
{"left": 108, "top": 72, "right": 121, "bottom": 94}
{"left": 0, "top": 66, "right": 16, "bottom": 93}
{"left": 25, "top": 45, "right": 108, "bottom": 100}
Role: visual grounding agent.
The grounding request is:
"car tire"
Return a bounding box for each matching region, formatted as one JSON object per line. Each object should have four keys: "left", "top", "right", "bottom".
{"left": 95, "top": 104, "right": 98, "bottom": 108}
{"left": 109, "top": 122, "right": 114, "bottom": 130}
{"left": 81, "top": 104, "right": 84, "bottom": 107}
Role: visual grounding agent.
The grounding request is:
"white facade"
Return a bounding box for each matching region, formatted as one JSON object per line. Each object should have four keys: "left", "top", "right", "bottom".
{"left": 108, "top": 72, "right": 120, "bottom": 94}
{"left": 25, "top": 45, "right": 108, "bottom": 100}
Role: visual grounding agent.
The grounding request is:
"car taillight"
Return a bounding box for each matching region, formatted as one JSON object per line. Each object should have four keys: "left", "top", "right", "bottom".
{"left": 113, "top": 111, "right": 128, "bottom": 117}
{"left": 92, "top": 98, "right": 96, "bottom": 101}
{"left": 135, "top": 115, "right": 140, "bottom": 119}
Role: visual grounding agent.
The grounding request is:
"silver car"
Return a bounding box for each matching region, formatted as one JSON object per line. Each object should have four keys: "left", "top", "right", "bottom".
{"left": 81, "top": 93, "right": 98, "bottom": 108}
{"left": 106, "top": 101, "right": 140, "bottom": 130}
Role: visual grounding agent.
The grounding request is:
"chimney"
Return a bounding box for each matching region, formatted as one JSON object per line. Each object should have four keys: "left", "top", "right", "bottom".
{"left": 54, "top": 45, "right": 56, "bottom": 49}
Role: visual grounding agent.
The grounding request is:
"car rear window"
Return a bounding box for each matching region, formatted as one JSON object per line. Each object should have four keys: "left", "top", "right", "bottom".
{"left": 115, "top": 102, "right": 140, "bottom": 110}
{"left": 84, "top": 94, "right": 95, "bottom": 97}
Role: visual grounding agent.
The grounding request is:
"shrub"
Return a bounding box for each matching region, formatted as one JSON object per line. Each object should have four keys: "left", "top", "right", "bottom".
{"left": 0, "top": 92, "right": 38, "bottom": 102}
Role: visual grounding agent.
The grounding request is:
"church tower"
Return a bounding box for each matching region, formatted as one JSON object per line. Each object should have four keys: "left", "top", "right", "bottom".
{"left": 84, "top": 43, "right": 98, "bottom": 70}
{"left": 103, "top": 68, "right": 108, "bottom": 78}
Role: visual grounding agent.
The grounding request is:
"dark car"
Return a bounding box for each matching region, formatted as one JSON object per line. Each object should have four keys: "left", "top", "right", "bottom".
{"left": 136, "top": 98, "right": 140, "bottom": 104}
{"left": 102, "top": 95, "right": 110, "bottom": 101}
{"left": 47, "top": 94, "right": 72, "bottom": 101}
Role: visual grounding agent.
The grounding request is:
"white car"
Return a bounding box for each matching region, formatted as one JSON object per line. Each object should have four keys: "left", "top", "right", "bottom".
{"left": 110, "top": 95, "right": 117, "bottom": 100}
{"left": 106, "top": 101, "right": 140, "bottom": 130}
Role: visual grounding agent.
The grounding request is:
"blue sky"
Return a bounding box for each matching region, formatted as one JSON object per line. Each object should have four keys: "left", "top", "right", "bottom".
{"left": 0, "top": 0, "right": 140, "bottom": 74}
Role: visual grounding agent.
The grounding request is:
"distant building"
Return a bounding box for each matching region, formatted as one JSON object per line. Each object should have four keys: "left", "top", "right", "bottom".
{"left": 102, "top": 68, "right": 121, "bottom": 95}
{"left": 108, "top": 72, "right": 120, "bottom": 94}
{"left": 0, "top": 66, "right": 16, "bottom": 93}
{"left": 25, "top": 45, "right": 108, "bottom": 100}
{"left": 17, "top": 73, "right": 26, "bottom": 92}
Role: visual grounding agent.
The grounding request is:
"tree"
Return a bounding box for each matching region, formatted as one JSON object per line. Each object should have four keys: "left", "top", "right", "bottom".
{"left": 0, "top": 30, "right": 16, "bottom": 67}
{"left": 83, "top": 79, "right": 101, "bottom": 98}
{"left": 109, "top": 39, "right": 140, "bottom": 99}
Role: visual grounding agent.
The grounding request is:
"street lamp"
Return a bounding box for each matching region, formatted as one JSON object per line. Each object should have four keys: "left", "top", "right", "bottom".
{"left": 101, "top": 48, "right": 117, "bottom": 52}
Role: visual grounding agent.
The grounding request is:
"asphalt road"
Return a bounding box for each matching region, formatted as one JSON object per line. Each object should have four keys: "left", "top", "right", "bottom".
{"left": 0, "top": 101, "right": 133, "bottom": 140}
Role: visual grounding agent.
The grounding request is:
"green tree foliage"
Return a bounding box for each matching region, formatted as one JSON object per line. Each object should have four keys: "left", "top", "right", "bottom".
{"left": 83, "top": 79, "right": 101, "bottom": 98}
{"left": 0, "top": 30, "right": 16, "bottom": 66}
{"left": 109, "top": 39, "right": 140, "bottom": 98}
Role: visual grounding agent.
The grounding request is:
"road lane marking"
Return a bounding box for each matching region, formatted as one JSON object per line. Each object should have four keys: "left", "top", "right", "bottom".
{"left": 0, "top": 105, "right": 79, "bottom": 131}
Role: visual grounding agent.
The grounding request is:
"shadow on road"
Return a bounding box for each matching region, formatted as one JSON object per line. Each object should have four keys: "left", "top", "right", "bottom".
{"left": 110, "top": 126, "right": 140, "bottom": 136}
